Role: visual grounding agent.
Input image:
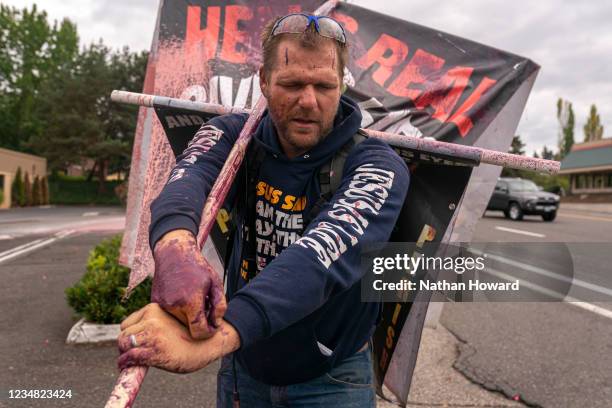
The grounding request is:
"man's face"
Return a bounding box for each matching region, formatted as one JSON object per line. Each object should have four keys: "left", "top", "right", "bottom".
{"left": 260, "top": 37, "right": 342, "bottom": 159}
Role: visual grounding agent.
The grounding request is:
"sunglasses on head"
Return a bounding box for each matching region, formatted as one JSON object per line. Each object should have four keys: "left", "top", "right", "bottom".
{"left": 271, "top": 13, "right": 347, "bottom": 44}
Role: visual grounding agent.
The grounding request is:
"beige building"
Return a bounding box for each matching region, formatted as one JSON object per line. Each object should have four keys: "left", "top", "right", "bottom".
{"left": 0, "top": 147, "right": 47, "bottom": 209}
{"left": 559, "top": 138, "right": 612, "bottom": 198}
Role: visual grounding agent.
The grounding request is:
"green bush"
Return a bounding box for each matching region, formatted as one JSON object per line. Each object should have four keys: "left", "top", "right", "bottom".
{"left": 11, "top": 167, "right": 25, "bottom": 206}
{"left": 0, "top": 189, "right": 4, "bottom": 206}
{"left": 49, "top": 176, "right": 122, "bottom": 205}
{"left": 66, "top": 234, "right": 151, "bottom": 324}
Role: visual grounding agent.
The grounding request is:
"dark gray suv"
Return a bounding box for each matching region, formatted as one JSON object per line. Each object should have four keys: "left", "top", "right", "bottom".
{"left": 487, "top": 178, "right": 560, "bottom": 221}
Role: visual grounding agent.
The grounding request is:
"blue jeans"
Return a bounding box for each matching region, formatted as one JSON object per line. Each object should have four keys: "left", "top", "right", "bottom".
{"left": 217, "top": 347, "right": 376, "bottom": 407}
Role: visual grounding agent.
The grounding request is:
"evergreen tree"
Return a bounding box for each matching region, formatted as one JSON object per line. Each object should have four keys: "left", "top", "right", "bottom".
{"left": 557, "top": 98, "right": 575, "bottom": 158}
{"left": 502, "top": 135, "right": 526, "bottom": 177}
{"left": 541, "top": 146, "right": 555, "bottom": 160}
{"left": 41, "top": 176, "right": 50, "bottom": 204}
{"left": 508, "top": 135, "right": 526, "bottom": 155}
{"left": 583, "top": 104, "right": 604, "bottom": 142}
{"left": 24, "top": 172, "right": 32, "bottom": 206}
{"left": 32, "top": 175, "right": 42, "bottom": 205}
{"left": 11, "top": 167, "right": 24, "bottom": 206}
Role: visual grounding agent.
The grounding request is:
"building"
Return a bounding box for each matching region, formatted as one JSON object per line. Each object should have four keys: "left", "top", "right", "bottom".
{"left": 559, "top": 138, "right": 612, "bottom": 198}
{"left": 0, "top": 147, "right": 47, "bottom": 209}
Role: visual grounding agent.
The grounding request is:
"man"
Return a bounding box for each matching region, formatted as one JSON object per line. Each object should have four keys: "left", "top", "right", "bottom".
{"left": 117, "top": 13, "right": 410, "bottom": 407}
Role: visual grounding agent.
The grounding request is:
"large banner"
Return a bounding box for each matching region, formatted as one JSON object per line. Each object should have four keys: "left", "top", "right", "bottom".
{"left": 119, "top": 1, "right": 538, "bottom": 404}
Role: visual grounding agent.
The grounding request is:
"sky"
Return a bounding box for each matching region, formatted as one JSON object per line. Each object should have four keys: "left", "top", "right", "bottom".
{"left": 5, "top": 0, "right": 612, "bottom": 156}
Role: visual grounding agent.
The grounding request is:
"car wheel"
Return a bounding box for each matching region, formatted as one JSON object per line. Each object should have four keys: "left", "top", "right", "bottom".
{"left": 508, "top": 202, "right": 523, "bottom": 221}
{"left": 542, "top": 211, "right": 556, "bottom": 222}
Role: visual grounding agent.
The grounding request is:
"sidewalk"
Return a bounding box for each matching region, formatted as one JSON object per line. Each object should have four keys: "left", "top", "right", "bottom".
{"left": 377, "top": 326, "right": 524, "bottom": 408}
{"left": 559, "top": 202, "right": 612, "bottom": 215}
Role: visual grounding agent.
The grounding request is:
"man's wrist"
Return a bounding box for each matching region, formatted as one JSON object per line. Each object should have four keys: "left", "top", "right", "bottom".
{"left": 194, "top": 320, "right": 241, "bottom": 369}
{"left": 154, "top": 229, "right": 195, "bottom": 252}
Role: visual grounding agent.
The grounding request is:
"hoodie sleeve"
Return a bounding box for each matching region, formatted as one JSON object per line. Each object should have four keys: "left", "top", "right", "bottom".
{"left": 148, "top": 113, "right": 247, "bottom": 249}
{"left": 224, "top": 138, "right": 410, "bottom": 349}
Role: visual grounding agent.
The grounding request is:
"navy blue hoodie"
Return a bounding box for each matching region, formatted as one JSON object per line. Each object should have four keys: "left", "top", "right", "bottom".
{"left": 150, "top": 95, "right": 409, "bottom": 385}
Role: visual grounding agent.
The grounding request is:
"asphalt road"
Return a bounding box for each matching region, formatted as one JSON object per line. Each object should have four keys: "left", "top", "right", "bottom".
{"left": 0, "top": 232, "right": 219, "bottom": 408}
{"left": 1, "top": 205, "right": 610, "bottom": 407}
{"left": 440, "top": 207, "right": 612, "bottom": 407}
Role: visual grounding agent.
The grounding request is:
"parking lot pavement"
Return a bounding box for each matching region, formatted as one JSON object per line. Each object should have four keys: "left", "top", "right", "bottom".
{"left": 1, "top": 230, "right": 527, "bottom": 407}
{"left": 0, "top": 232, "right": 218, "bottom": 407}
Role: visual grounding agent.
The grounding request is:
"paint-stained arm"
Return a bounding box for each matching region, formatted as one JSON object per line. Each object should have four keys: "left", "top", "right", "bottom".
{"left": 148, "top": 113, "right": 248, "bottom": 339}
{"left": 149, "top": 113, "right": 248, "bottom": 247}
{"left": 223, "top": 138, "right": 410, "bottom": 348}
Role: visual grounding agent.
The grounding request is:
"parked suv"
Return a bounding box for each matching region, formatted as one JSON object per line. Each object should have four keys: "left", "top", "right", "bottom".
{"left": 487, "top": 178, "right": 560, "bottom": 221}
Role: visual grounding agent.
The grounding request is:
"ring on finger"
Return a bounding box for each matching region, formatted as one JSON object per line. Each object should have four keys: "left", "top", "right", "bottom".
{"left": 129, "top": 334, "right": 139, "bottom": 348}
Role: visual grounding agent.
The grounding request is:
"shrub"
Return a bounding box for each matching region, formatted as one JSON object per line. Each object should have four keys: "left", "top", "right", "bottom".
{"left": 32, "top": 176, "right": 41, "bottom": 206}
{"left": 65, "top": 234, "right": 151, "bottom": 324}
{"left": 41, "top": 176, "right": 50, "bottom": 204}
{"left": 24, "top": 172, "right": 32, "bottom": 206}
{"left": 11, "top": 167, "right": 25, "bottom": 206}
{"left": 0, "top": 189, "right": 4, "bottom": 206}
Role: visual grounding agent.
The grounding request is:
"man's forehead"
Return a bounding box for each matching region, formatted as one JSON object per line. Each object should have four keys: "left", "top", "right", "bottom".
{"left": 273, "top": 37, "right": 338, "bottom": 68}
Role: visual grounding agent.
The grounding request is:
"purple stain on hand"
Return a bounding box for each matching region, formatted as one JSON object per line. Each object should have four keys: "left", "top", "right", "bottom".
{"left": 152, "top": 234, "right": 227, "bottom": 338}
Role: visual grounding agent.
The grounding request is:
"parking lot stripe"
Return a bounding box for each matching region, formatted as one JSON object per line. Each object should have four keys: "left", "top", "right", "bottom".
{"left": 494, "top": 226, "right": 546, "bottom": 238}
{"left": 0, "top": 231, "right": 76, "bottom": 265}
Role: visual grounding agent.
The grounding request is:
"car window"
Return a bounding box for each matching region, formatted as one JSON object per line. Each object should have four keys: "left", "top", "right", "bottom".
{"left": 507, "top": 180, "right": 539, "bottom": 192}
{"left": 496, "top": 181, "right": 508, "bottom": 191}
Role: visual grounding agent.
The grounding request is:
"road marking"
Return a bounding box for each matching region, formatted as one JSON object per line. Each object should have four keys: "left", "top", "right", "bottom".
{"left": 0, "top": 235, "right": 11, "bottom": 240}
{"left": 82, "top": 212, "right": 100, "bottom": 217}
{"left": 557, "top": 212, "right": 612, "bottom": 222}
{"left": 494, "top": 226, "right": 545, "bottom": 238}
{"left": 470, "top": 248, "right": 612, "bottom": 298}
{"left": 483, "top": 267, "right": 612, "bottom": 320}
{"left": 0, "top": 230, "right": 76, "bottom": 265}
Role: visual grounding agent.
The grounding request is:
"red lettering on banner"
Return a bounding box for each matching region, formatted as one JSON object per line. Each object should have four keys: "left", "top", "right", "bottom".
{"left": 331, "top": 12, "right": 358, "bottom": 34}
{"left": 415, "top": 66, "right": 473, "bottom": 123}
{"left": 219, "top": 5, "right": 253, "bottom": 64}
{"left": 185, "top": 6, "right": 221, "bottom": 60}
{"left": 448, "top": 77, "right": 496, "bottom": 137}
{"left": 387, "top": 49, "right": 445, "bottom": 100}
{"left": 355, "top": 34, "right": 408, "bottom": 87}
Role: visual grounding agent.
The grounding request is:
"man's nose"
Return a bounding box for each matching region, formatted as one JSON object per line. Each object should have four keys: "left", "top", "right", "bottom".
{"left": 297, "top": 85, "right": 317, "bottom": 110}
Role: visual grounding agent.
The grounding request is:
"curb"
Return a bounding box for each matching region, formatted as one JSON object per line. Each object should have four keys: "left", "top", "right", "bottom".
{"left": 66, "top": 318, "right": 121, "bottom": 344}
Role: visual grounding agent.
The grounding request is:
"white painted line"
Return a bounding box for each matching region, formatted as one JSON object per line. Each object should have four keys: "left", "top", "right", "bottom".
{"left": 0, "top": 235, "right": 11, "bottom": 240}
{"left": 82, "top": 212, "right": 100, "bottom": 217}
{"left": 483, "top": 267, "right": 612, "bottom": 320}
{"left": 0, "top": 231, "right": 76, "bottom": 265}
{"left": 470, "top": 248, "right": 612, "bottom": 298}
{"left": 0, "top": 238, "right": 45, "bottom": 258}
{"left": 494, "top": 226, "right": 545, "bottom": 238}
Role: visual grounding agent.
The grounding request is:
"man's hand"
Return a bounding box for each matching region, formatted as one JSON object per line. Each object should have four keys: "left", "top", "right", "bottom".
{"left": 117, "top": 303, "right": 240, "bottom": 373}
{"left": 151, "top": 229, "right": 227, "bottom": 340}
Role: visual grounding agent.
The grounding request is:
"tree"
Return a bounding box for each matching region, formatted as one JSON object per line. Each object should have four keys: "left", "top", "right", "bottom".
{"left": 540, "top": 145, "right": 555, "bottom": 160}
{"left": 508, "top": 135, "right": 525, "bottom": 155}
{"left": 557, "top": 98, "right": 575, "bottom": 159}
{"left": 0, "top": 5, "right": 78, "bottom": 152}
{"left": 24, "top": 172, "right": 32, "bottom": 206}
{"left": 30, "top": 42, "right": 147, "bottom": 192}
{"left": 11, "top": 167, "right": 24, "bottom": 206}
{"left": 502, "top": 135, "right": 525, "bottom": 177}
{"left": 41, "top": 176, "right": 50, "bottom": 204}
{"left": 583, "top": 104, "right": 604, "bottom": 142}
